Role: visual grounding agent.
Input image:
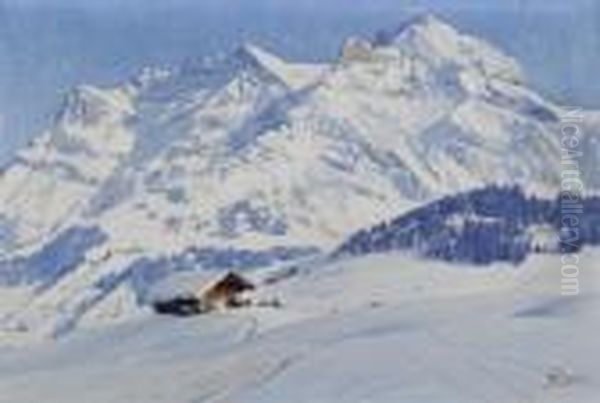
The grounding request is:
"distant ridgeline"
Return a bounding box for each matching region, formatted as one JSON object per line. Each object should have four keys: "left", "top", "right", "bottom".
{"left": 335, "top": 186, "right": 600, "bottom": 265}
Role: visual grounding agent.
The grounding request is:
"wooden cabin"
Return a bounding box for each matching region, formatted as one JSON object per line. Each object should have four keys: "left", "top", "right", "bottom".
{"left": 152, "top": 271, "right": 255, "bottom": 316}
{"left": 200, "top": 272, "right": 256, "bottom": 310}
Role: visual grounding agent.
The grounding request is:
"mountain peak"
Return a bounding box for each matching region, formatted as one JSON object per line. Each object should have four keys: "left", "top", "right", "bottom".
{"left": 130, "top": 66, "right": 172, "bottom": 91}
{"left": 374, "top": 14, "right": 524, "bottom": 85}
{"left": 231, "top": 43, "right": 287, "bottom": 78}
{"left": 54, "top": 85, "right": 134, "bottom": 127}
{"left": 374, "top": 14, "right": 456, "bottom": 46}
{"left": 237, "top": 43, "right": 285, "bottom": 70}
{"left": 235, "top": 43, "right": 324, "bottom": 91}
{"left": 54, "top": 85, "right": 109, "bottom": 126}
{"left": 237, "top": 42, "right": 275, "bottom": 61}
{"left": 163, "top": 44, "right": 286, "bottom": 93}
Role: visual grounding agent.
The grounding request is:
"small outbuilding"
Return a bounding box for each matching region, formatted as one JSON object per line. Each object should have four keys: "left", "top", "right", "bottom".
{"left": 151, "top": 271, "right": 256, "bottom": 316}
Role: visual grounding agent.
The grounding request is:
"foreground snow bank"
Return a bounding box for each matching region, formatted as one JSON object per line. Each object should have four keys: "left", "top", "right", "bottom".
{"left": 0, "top": 250, "right": 598, "bottom": 403}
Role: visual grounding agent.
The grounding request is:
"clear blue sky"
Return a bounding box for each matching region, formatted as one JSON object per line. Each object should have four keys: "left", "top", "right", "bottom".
{"left": 0, "top": 0, "right": 598, "bottom": 165}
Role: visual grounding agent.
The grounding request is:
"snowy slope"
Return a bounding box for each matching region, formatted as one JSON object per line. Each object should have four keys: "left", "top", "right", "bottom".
{"left": 0, "top": 15, "right": 599, "bottom": 339}
{"left": 0, "top": 250, "right": 598, "bottom": 402}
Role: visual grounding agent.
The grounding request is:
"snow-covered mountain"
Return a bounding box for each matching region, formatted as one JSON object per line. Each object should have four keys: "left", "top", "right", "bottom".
{"left": 0, "top": 84, "right": 136, "bottom": 255}
{"left": 0, "top": 15, "right": 598, "bottom": 340}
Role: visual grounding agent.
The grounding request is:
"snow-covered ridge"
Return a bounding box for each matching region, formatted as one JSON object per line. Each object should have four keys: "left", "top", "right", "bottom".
{"left": 336, "top": 185, "right": 600, "bottom": 264}
{"left": 0, "top": 14, "right": 598, "bottom": 340}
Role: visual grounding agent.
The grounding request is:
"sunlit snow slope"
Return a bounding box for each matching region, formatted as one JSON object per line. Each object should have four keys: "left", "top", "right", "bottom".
{"left": 0, "top": 250, "right": 598, "bottom": 403}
